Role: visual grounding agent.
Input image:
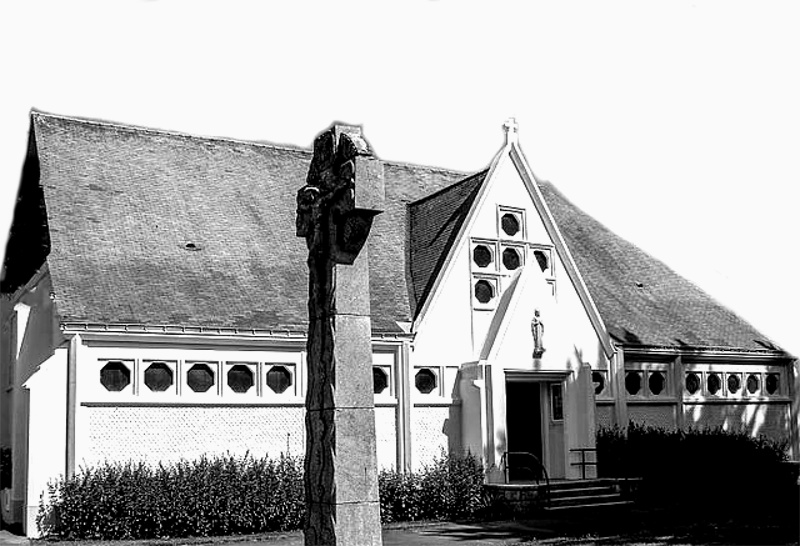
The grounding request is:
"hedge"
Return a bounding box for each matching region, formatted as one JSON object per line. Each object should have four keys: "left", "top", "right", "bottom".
{"left": 596, "top": 422, "right": 794, "bottom": 517}
{"left": 37, "top": 454, "right": 304, "bottom": 540}
{"left": 38, "top": 451, "right": 488, "bottom": 540}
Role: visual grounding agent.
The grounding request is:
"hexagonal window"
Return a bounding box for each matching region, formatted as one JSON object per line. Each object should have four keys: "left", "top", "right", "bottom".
{"left": 502, "top": 248, "right": 520, "bottom": 270}
{"left": 144, "top": 362, "right": 173, "bottom": 392}
{"left": 100, "top": 361, "right": 131, "bottom": 392}
{"left": 727, "top": 374, "right": 741, "bottom": 394}
{"left": 266, "top": 365, "right": 292, "bottom": 394}
{"left": 187, "top": 363, "right": 215, "bottom": 393}
{"left": 648, "top": 371, "right": 665, "bottom": 395}
{"left": 474, "top": 280, "right": 494, "bottom": 304}
{"left": 685, "top": 372, "right": 701, "bottom": 395}
{"left": 473, "top": 245, "right": 493, "bottom": 268}
{"left": 766, "top": 373, "right": 780, "bottom": 395}
{"left": 501, "top": 213, "right": 520, "bottom": 237}
{"left": 415, "top": 368, "right": 437, "bottom": 394}
{"left": 591, "top": 371, "right": 606, "bottom": 396}
{"left": 227, "top": 365, "right": 254, "bottom": 393}
{"left": 373, "top": 367, "right": 388, "bottom": 395}
{"left": 746, "top": 373, "right": 760, "bottom": 395}
{"left": 707, "top": 373, "right": 721, "bottom": 396}
{"left": 625, "top": 371, "right": 642, "bottom": 395}
{"left": 533, "top": 250, "right": 549, "bottom": 273}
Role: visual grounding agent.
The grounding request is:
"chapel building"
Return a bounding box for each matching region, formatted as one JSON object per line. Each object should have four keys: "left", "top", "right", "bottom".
{"left": 1, "top": 111, "right": 797, "bottom": 535}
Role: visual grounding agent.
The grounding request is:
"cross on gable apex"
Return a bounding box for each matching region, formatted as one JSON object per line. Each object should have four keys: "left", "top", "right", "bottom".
{"left": 503, "top": 117, "right": 519, "bottom": 145}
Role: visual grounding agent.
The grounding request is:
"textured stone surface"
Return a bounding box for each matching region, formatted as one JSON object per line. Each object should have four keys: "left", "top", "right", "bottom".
{"left": 298, "top": 124, "right": 384, "bottom": 546}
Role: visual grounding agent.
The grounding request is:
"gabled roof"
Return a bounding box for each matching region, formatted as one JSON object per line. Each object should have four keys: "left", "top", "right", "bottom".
{"left": 1, "top": 111, "right": 464, "bottom": 333}
{"left": 0, "top": 111, "right": 784, "bottom": 353}
{"left": 539, "top": 182, "right": 781, "bottom": 352}
{"left": 407, "top": 170, "right": 487, "bottom": 314}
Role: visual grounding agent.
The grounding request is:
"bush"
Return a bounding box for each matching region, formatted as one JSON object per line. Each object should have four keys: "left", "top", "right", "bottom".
{"left": 37, "top": 453, "right": 304, "bottom": 540}
{"left": 596, "top": 422, "right": 792, "bottom": 517}
{"left": 379, "top": 451, "right": 487, "bottom": 523}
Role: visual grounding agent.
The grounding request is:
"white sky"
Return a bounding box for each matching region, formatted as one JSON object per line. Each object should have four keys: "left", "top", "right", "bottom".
{"left": 1, "top": 1, "right": 798, "bottom": 356}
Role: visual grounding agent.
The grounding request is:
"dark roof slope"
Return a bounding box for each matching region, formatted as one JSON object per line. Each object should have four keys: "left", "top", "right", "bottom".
{"left": 408, "top": 170, "right": 487, "bottom": 313}
{"left": 3, "top": 111, "right": 781, "bottom": 352}
{"left": 9, "top": 112, "right": 463, "bottom": 333}
{"left": 539, "top": 181, "right": 780, "bottom": 352}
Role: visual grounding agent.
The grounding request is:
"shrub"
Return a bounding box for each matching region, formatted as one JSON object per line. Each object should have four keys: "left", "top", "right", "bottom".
{"left": 379, "top": 450, "right": 487, "bottom": 523}
{"left": 596, "top": 422, "right": 792, "bottom": 517}
{"left": 39, "top": 450, "right": 489, "bottom": 539}
{"left": 37, "top": 453, "right": 304, "bottom": 540}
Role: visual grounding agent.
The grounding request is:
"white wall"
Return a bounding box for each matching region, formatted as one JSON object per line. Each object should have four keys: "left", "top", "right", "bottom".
{"left": 413, "top": 146, "right": 607, "bottom": 480}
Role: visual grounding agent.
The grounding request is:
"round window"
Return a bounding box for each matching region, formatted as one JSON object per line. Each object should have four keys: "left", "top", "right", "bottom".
{"left": 474, "top": 280, "right": 494, "bottom": 304}
{"left": 415, "top": 368, "right": 437, "bottom": 394}
{"left": 727, "top": 374, "right": 741, "bottom": 394}
{"left": 746, "top": 374, "right": 760, "bottom": 395}
{"left": 100, "top": 361, "right": 131, "bottom": 392}
{"left": 648, "top": 371, "right": 665, "bottom": 395}
{"left": 501, "top": 213, "right": 520, "bottom": 236}
{"left": 625, "top": 371, "right": 642, "bottom": 395}
{"left": 266, "top": 366, "right": 292, "bottom": 394}
{"left": 533, "top": 250, "right": 549, "bottom": 273}
{"left": 591, "top": 371, "right": 605, "bottom": 395}
{"left": 144, "top": 362, "right": 174, "bottom": 392}
{"left": 227, "top": 365, "right": 254, "bottom": 393}
{"left": 707, "top": 373, "right": 721, "bottom": 395}
{"left": 502, "top": 248, "right": 520, "bottom": 270}
{"left": 473, "top": 245, "right": 493, "bottom": 268}
{"left": 766, "top": 373, "right": 780, "bottom": 395}
{"left": 187, "top": 363, "right": 215, "bottom": 393}
{"left": 373, "top": 367, "right": 388, "bottom": 395}
{"left": 685, "top": 372, "right": 700, "bottom": 395}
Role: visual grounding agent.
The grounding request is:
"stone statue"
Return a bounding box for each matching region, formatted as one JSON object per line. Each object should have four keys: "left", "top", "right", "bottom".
{"left": 531, "top": 309, "right": 545, "bottom": 358}
{"left": 296, "top": 124, "right": 384, "bottom": 546}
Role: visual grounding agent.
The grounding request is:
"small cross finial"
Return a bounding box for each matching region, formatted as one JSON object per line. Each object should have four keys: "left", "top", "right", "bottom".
{"left": 503, "top": 117, "right": 519, "bottom": 145}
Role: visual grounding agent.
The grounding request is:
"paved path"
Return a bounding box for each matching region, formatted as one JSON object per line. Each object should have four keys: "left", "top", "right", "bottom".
{"left": 200, "top": 519, "right": 596, "bottom": 546}
{"left": 0, "top": 530, "right": 28, "bottom": 546}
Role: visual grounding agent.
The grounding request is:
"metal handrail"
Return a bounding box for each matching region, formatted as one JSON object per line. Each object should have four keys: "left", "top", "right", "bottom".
{"left": 501, "top": 451, "right": 551, "bottom": 507}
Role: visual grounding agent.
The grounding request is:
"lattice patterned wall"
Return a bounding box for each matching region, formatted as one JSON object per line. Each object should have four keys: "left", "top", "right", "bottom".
{"left": 411, "top": 406, "right": 452, "bottom": 469}
{"left": 84, "top": 406, "right": 305, "bottom": 466}
{"left": 374, "top": 406, "right": 397, "bottom": 470}
{"left": 595, "top": 404, "right": 614, "bottom": 428}
{"left": 628, "top": 404, "right": 677, "bottom": 429}
{"left": 684, "top": 402, "right": 790, "bottom": 439}
{"left": 84, "top": 405, "right": 400, "bottom": 469}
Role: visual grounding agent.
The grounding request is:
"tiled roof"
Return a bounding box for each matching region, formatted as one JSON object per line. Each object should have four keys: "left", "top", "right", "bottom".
{"left": 539, "top": 182, "right": 781, "bottom": 352}
{"left": 4, "top": 112, "right": 463, "bottom": 333}
{"left": 407, "top": 170, "right": 487, "bottom": 315}
{"left": 1, "top": 111, "right": 783, "bottom": 352}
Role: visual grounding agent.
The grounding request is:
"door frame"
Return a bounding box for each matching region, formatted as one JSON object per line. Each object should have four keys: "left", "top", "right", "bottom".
{"left": 504, "top": 370, "right": 569, "bottom": 480}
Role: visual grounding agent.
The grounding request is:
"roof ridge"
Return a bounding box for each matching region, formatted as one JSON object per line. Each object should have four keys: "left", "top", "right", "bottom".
{"left": 31, "top": 109, "right": 473, "bottom": 177}
{"left": 408, "top": 168, "right": 489, "bottom": 207}
{"left": 31, "top": 108, "right": 312, "bottom": 156}
{"left": 383, "top": 159, "right": 469, "bottom": 177}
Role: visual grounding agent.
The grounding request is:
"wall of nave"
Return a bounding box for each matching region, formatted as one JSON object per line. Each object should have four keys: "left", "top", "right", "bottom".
{"left": 596, "top": 353, "right": 795, "bottom": 450}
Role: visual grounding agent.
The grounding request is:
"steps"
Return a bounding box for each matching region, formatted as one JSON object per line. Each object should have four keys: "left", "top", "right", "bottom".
{"left": 544, "top": 478, "right": 637, "bottom": 512}
{"left": 485, "top": 478, "right": 640, "bottom": 515}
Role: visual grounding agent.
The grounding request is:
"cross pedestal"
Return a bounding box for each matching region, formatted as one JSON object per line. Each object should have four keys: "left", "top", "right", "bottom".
{"left": 296, "top": 124, "right": 384, "bottom": 546}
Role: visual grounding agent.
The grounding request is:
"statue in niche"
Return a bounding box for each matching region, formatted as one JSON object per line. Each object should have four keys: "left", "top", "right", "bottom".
{"left": 531, "top": 309, "right": 545, "bottom": 358}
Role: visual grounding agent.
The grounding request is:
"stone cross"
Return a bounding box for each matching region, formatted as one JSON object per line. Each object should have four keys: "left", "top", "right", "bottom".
{"left": 296, "top": 123, "right": 384, "bottom": 546}
{"left": 503, "top": 117, "right": 519, "bottom": 145}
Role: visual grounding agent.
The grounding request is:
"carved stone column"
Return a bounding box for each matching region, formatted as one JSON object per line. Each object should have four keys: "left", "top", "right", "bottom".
{"left": 296, "top": 124, "right": 384, "bottom": 546}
